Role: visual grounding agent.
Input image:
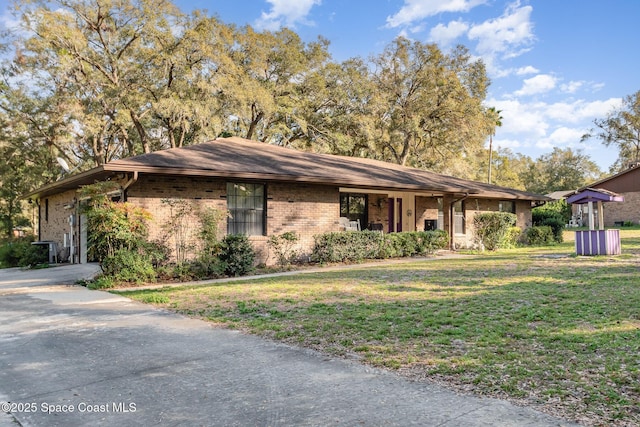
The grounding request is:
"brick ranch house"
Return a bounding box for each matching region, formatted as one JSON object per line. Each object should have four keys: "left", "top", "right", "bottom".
{"left": 26, "top": 137, "right": 549, "bottom": 265}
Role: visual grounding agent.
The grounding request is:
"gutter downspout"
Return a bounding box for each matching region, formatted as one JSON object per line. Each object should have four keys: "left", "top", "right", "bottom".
{"left": 449, "top": 193, "right": 470, "bottom": 251}
{"left": 121, "top": 171, "right": 139, "bottom": 201}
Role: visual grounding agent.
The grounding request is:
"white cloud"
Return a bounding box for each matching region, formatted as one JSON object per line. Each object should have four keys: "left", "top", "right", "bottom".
{"left": 254, "top": 0, "right": 321, "bottom": 31}
{"left": 545, "top": 98, "right": 622, "bottom": 123}
{"left": 468, "top": 2, "right": 534, "bottom": 58}
{"left": 516, "top": 66, "right": 539, "bottom": 75}
{"left": 491, "top": 99, "right": 549, "bottom": 137}
{"left": 492, "top": 138, "right": 524, "bottom": 150}
{"left": 485, "top": 96, "right": 625, "bottom": 164}
{"left": 386, "top": 0, "right": 486, "bottom": 28}
{"left": 514, "top": 74, "right": 557, "bottom": 96}
{"left": 429, "top": 19, "right": 469, "bottom": 45}
{"left": 536, "top": 127, "right": 585, "bottom": 149}
{"left": 560, "top": 80, "right": 584, "bottom": 94}
{"left": 577, "top": 98, "right": 622, "bottom": 117}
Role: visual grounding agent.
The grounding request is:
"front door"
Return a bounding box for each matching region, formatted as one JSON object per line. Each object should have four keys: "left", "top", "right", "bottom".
{"left": 387, "top": 193, "right": 415, "bottom": 232}
{"left": 396, "top": 198, "right": 403, "bottom": 232}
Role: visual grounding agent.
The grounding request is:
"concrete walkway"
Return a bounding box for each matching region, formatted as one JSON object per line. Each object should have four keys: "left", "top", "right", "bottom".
{"left": 0, "top": 264, "right": 580, "bottom": 427}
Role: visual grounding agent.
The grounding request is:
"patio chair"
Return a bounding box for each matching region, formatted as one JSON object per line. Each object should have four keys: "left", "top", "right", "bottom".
{"left": 339, "top": 217, "right": 351, "bottom": 230}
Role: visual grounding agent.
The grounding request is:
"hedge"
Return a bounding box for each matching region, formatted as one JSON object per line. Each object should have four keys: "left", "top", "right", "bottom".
{"left": 311, "top": 230, "right": 449, "bottom": 264}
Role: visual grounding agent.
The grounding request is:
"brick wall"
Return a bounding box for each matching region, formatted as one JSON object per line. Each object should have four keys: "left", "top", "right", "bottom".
{"left": 265, "top": 182, "right": 340, "bottom": 262}
{"left": 38, "top": 175, "right": 538, "bottom": 264}
{"left": 415, "top": 196, "right": 440, "bottom": 231}
{"left": 39, "top": 189, "right": 78, "bottom": 250}
{"left": 126, "top": 176, "right": 340, "bottom": 264}
{"left": 603, "top": 192, "right": 640, "bottom": 226}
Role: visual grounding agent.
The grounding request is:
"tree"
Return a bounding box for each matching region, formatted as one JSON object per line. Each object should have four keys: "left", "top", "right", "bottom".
{"left": 367, "top": 38, "right": 492, "bottom": 173}
{"left": 521, "top": 147, "right": 602, "bottom": 195}
{"left": 486, "top": 107, "right": 503, "bottom": 184}
{"left": 293, "top": 58, "right": 378, "bottom": 156}
{"left": 8, "top": 0, "right": 232, "bottom": 166}
{"left": 583, "top": 90, "right": 640, "bottom": 172}
{"left": 221, "top": 26, "right": 331, "bottom": 146}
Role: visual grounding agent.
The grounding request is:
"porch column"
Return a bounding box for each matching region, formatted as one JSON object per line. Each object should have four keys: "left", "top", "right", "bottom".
{"left": 588, "top": 201, "right": 595, "bottom": 230}
{"left": 597, "top": 201, "right": 604, "bottom": 230}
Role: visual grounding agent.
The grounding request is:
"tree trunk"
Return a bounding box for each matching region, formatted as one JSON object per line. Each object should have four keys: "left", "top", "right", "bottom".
{"left": 130, "top": 110, "right": 150, "bottom": 153}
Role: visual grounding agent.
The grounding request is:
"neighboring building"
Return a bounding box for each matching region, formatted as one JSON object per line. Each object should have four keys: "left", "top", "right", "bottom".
{"left": 25, "top": 137, "right": 549, "bottom": 264}
{"left": 576, "top": 163, "right": 640, "bottom": 227}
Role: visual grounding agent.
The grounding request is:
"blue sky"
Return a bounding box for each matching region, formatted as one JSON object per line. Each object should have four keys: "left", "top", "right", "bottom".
{"left": 177, "top": 0, "right": 640, "bottom": 172}
{"left": 2, "top": 0, "right": 638, "bottom": 172}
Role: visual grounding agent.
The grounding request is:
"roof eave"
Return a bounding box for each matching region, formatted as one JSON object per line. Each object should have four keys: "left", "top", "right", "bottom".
{"left": 23, "top": 165, "right": 109, "bottom": 200}
{"left": 25, "top": 163, "right": 550, "bottom": 202}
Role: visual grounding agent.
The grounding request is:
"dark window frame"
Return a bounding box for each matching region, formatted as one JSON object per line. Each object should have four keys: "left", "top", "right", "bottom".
{"left": 499, "top": 200, "right": 516, "bottom": 214}
{"left": 340, "top": 193, "right": 368, "bottom": 229}
{"left": 226, "top": 182, "right": 266, "bottom": 236}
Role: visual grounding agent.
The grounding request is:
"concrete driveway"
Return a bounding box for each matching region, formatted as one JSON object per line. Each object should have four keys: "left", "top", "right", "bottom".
{"left": 0, "top": 265, "right": 579, "bottom": 427}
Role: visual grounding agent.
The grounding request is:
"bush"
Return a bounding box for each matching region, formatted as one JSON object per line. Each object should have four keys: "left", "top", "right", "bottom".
{"left": 87, "top": 275, "right": 117, "bottom": 290}
{"left": 0, "top": 239, "right": 29, "bottom": 267}
{"left": 539, "top": 217, "right": 565, "bottom": 243}
{"left": 311, "top": 231, "right": 385, "bottom": 263}
{"left": 0, "top": 238, "right": 47, "bottom": 268}
{"left": 84, "top": 200, "right": 152, "bottom": 262}
{"left": 267, "top": 232, "right": 300, "bottom": 267}
{"left": 219, "top": 234, "right": 255, "bottom": 276}
{"left": 532, "top": 209, "right": 565, "bottom": 243}
{"left": 533, "top": 200, "right": 572, "bottom": 225}
{"left": 186, "top": 258, "right": 226, "bottom": 280}
{"left": 524, "top": 226, "right": 555, "bottom": 246}
{"left": 20, "top": 244, "right": 49, "bottom": 267}
{"left": 101, "top": 248, "right": 156, "bottom": 284}
{"left": 311, "top": 230, "right": 449, "bottom": 264}
{"left": 473, "top": 212, "right": 517, "bottom": 251}
{"left": 502, "top": 226, "right": 522, "bottom": 249}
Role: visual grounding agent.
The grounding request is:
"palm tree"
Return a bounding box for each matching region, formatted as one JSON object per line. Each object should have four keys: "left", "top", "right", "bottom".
{"left": 487, "top": 107, "right": 503, "bottom": 184}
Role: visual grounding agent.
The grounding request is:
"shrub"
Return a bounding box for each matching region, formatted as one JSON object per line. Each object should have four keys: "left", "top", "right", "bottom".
{"left": 187, "top": 258, "right": 227, "bottom": 280}
{"left": 420, "top": 229, "right": 450, "bottom": 254}
{"left": 473, "top": 212, "right": 517, "bottom": 251}
{"left": 502, "top": 226, "right": 522, "bottom": 249}
{"left": 532, "top": 209, "right": 565, "bottom": 243}
{"left": 84, "top": 200, "right": 152, "bottom": 262}
{"left": 145, "top": 240, "right": 172, "bottom": 268}
{"left": 101, "top": 248, "right": 156, "bottom": 284}
{"left": 267, "top": 232, "right": 300, "bottom": 267}
{"left": 533, "top": 200, "right": 572, "bottom": 225}
{"left": 311, "top": 231, "right": 384, "bottom": 263}
{"left": 86, "top": 275, "right": 117, "bottom": 290}
{"left": 219, "top": 234, "right": 255, "bottom": 276}
{"left": 524, "top": 226, "right": 555, "bottom": 246}
{"left": 311, "top": 230, "right": 449, "bottom": 264}
{"left": 539, "top": 217, "right": 565, "bottom": 243}
{"left": 20, "top": 244, "right": 49, "bottom": 267}
{"left": 0, "top": 239, "right": 29, "bottom": 267}
{"left": 0, "top": 238, "right": 47, "bottom": 268}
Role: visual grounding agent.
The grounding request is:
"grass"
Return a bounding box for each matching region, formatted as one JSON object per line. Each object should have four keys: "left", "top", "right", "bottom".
{"left": 115, "top": 229, "right": 640, "bottom": 426}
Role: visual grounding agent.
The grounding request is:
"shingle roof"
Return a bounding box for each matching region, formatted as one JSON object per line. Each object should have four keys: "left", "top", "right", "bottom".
{"left": 26, "top": 137, "right": 549, "bottom": 201}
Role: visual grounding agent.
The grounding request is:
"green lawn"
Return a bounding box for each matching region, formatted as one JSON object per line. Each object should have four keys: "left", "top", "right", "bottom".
{"left": 116, "top": 230, "right": 640, "bottom": 426}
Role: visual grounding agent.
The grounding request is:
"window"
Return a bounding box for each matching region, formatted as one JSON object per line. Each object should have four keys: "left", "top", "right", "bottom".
{"left": 437, "top": 198, "right": 445, "bottom": 230}
{"left": 454, "top": 200, "right": 465, "bottom": 235}
{"left": 340, "top": 193, "right": 368, "bottom": 229}
{"left": 499, "top": 200, "right": 515, "bottom": 214}
{"left": 227, "top": 182, "right": 265, "bottom": 236}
